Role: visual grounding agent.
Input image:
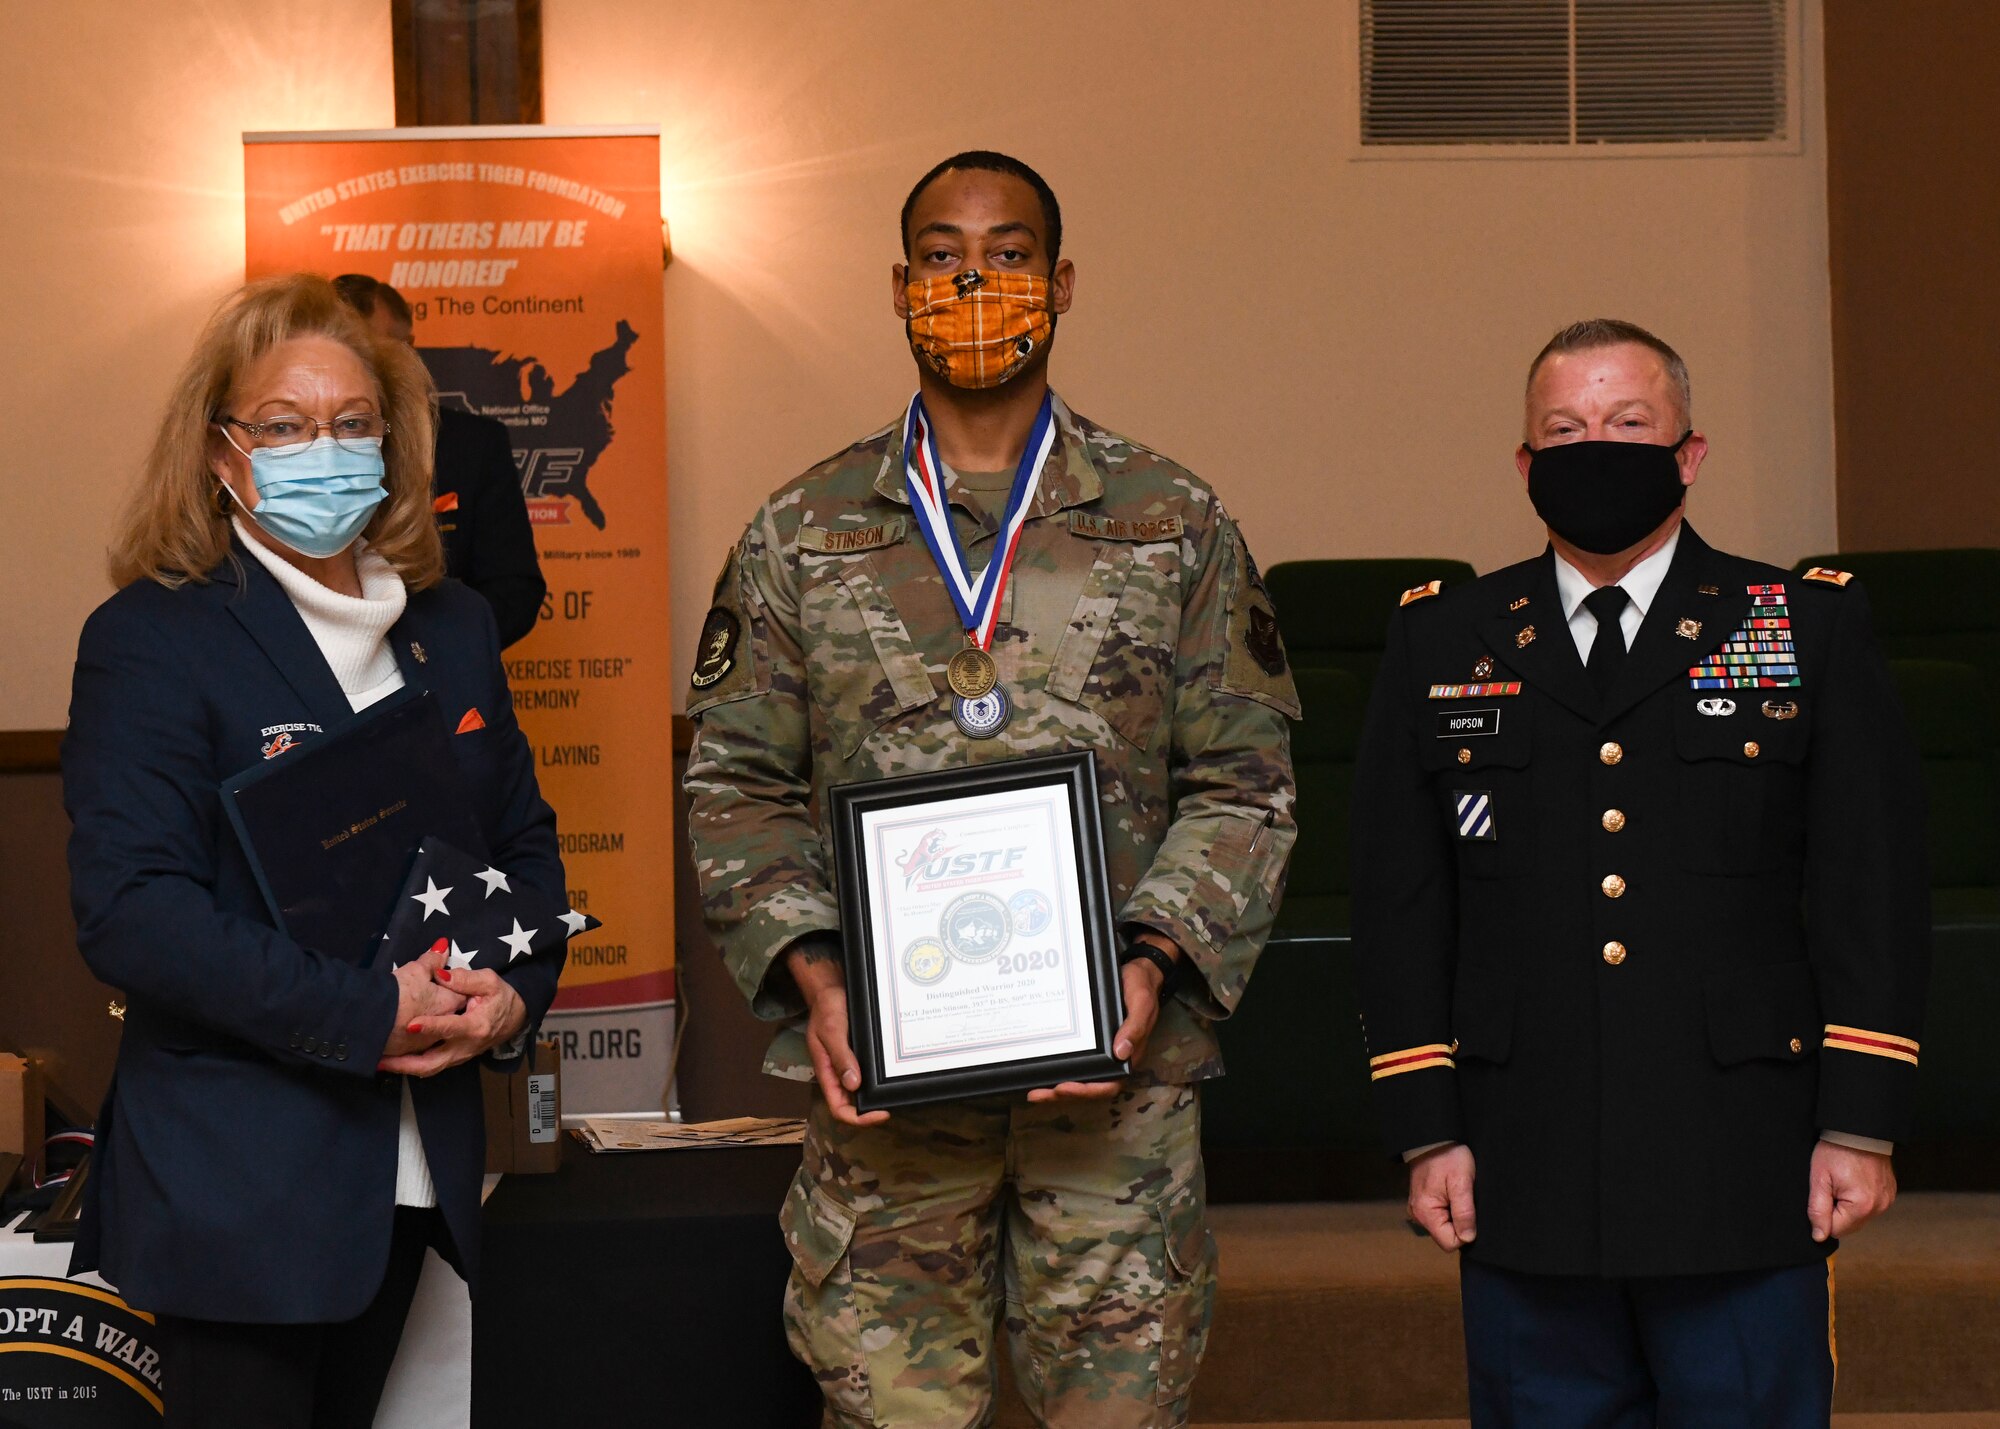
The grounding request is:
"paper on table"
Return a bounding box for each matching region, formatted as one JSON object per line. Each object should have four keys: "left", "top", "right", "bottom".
{"left": 571, "top": 1116, "right": 805, "bottom": 1153}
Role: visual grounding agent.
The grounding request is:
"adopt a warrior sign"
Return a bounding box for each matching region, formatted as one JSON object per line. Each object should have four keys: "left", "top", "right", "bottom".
{"left": 0, "top": 1278, "right": 160, "bottom": 1424}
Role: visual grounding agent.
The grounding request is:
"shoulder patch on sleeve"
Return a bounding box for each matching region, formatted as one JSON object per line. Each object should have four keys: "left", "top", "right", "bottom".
{"left": 687, "top": 552, "right": 766, "bottom": 714}
{"left": 1217, "top": 524, "right": 1302, "bottom": 718}
{"left": 1400, "top": 580, "right": 1444, "bottom": 607}
{"left": 1802, "top": 567, "right": 1854, "bottom": 588}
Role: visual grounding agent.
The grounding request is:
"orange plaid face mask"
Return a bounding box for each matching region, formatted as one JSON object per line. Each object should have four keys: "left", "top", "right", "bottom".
{"left": 904, "top": 269, "right": 1054, "bottom": 389}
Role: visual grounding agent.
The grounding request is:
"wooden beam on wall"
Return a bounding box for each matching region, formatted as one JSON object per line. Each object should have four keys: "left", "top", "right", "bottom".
{"left": 1824, "top": 0, "right": 2000, "bottom": 551}
{"left": 392, "top": 0, "right": 543, "bottom": 127}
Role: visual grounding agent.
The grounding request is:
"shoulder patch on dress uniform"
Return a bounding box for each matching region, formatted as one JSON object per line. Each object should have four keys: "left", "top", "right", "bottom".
{"left": 1802, "top": 566, "right": 1854, "bottom": 588}
{"left": 1068, "top": 511, "right": 1185, "bottom": 542}
{"left": 689, "top": 607, "right": 739, "bottom": 689}
{"left": 797, "top": 518, "right": 908, "bottom": 554}
{"left": 1400, "top": 580, "right": 1443, "bottom": 607}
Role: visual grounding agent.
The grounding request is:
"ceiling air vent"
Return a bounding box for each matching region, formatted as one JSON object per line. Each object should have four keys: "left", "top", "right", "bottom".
{"left": 1360, "top": 0, "right": 1793, "bottom": 150}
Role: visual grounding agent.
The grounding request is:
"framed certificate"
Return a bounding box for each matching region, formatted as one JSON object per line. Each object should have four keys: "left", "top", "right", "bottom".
{"left": 829, "top": 751, "right": 1128, "bottom": 1111}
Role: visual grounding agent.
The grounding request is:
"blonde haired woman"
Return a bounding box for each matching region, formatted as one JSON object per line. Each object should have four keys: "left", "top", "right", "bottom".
{"left": 64, "top": 274, "right": 566, "bottom": 1428}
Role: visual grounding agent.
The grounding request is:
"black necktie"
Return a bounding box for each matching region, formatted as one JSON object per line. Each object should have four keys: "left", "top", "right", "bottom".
{"left": 1584, "top": 585, "right": 1631, "bottom": 697}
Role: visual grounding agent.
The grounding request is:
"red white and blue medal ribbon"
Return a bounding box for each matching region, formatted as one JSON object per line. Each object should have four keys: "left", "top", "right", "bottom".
{"left": 900, "top": 390, "right": 1057, "bottom": 651}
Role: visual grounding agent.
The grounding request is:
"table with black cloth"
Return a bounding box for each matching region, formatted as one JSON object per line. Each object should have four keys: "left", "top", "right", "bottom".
{"left": 473, "top": 1135, "right": 819, "bottom": 1427}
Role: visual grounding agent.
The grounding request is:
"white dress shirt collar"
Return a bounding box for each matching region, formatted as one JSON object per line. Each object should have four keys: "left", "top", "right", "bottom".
{"left": 1553, "top": 524, "right": 1682, "bottom": 625}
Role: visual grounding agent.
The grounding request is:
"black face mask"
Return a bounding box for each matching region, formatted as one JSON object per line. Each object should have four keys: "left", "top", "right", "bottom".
{"left": 1525, "top": 432, "right": 1692, "bottom": 555}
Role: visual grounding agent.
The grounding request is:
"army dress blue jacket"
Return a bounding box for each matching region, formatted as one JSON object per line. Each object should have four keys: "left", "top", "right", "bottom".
{"left": 1352, "top": 524, "right": 1929, "bottom": 1278}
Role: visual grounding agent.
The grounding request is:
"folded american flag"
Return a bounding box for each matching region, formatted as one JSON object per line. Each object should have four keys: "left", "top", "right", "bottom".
{"left": 379, "top": 835, "right": 599, "bottom": 972}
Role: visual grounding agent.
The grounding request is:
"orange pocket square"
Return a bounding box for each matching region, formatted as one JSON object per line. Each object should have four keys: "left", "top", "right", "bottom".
{"left": 456, "top": 707, "right": 486, "bottom": 734}
{"left": 433, "top": 492, "right": 460, "bottom": 513}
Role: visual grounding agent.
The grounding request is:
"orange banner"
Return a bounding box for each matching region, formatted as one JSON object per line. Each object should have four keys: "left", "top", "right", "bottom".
{"left": 244, "top": 126, "right": 672, "bottom": 1115}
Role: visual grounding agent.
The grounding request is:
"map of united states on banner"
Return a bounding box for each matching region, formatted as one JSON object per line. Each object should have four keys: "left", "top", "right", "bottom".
{"left": 243, "top": 126, "right": 673, "bottom": 1117}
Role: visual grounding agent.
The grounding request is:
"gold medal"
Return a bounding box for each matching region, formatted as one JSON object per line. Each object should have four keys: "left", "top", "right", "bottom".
{"left": 946, "top": 645, "right": 999, "bottom": 700}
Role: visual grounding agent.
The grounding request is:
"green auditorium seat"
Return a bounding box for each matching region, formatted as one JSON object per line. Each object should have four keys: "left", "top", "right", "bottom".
{"left": 1203, "top": 667, "right": 1390, "bottom": 1198}
{"left": 1272, "top": 666, "right": 1367, "bottom": 938}
{"left": 1791, "top": 549, "right": 2000, "bottom": 704}
{"left": 1267, "top": 557, "right": 1478, "bottom": 691}
{"left": 1892, "top": 658, "right": 2000, "bottom": 923}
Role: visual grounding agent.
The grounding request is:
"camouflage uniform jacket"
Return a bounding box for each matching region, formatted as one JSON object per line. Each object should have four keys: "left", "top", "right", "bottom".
{"left": 684, "top": 393, "right": 1299, "bottom": 1083}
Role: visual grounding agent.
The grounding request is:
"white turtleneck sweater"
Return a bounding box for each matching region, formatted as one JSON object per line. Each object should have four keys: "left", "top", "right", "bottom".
{"left": 237, "top": 521, "right": 437, "bottom": 1208}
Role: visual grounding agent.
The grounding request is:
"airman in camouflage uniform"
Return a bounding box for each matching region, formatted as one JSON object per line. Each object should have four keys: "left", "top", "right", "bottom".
{"left": 683, "top": 151, "right": 1297, "bottom": 1428}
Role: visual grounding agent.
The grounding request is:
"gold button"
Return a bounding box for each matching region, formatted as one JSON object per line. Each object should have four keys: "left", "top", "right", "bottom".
{"left": 1743, "top": 741, "right": 1761, "bottom": 759}
{"left": 1602, "top": 941, "right": 1627, "bottom": 966}
{"left": 1599, "top": 742, "right": 1624, "bottom": 766}
{"left": 1601, "top": 874, "right": 1626, "bottom": 899}
{"left": 1457, "top": 747, "right": 1472, "bottom": 765}
{"left": 1789, "top": 1037, "right": 1804, "bottom": 1054}
{"left": 1602, "top": 808, "right": 1627, "bottom": 833}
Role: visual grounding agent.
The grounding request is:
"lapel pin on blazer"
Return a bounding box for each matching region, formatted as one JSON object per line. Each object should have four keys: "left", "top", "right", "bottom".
{"left": 1676, "top": 617, "right": 1702, "bottom": 640}
{"left": 1509, "top": 596, "right": 1530, "bottom": 612}
{"left": 1698, "top": 584, "right": 1721, "bottom": 596}
{"left": 1515, "top": 625, "right": 1536, "bottom": 649}
{"left": 411, "top": 641, "right": 428, "bottom": 664}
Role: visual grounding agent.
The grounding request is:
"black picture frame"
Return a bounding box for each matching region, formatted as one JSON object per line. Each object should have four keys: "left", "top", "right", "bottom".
{"left": 829, "top": 750, "right": 1128, "bottom": 1112}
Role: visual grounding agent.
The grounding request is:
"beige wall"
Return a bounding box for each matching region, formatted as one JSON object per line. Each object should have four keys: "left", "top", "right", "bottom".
{"left": 542, "top": 0, "right": 1837, "bottom": 702}
{"left": 0, "top": 0, "right": 1835, "bottom": 728}
{"left": 0, "top": 2, "right": 395, "bottom": 729}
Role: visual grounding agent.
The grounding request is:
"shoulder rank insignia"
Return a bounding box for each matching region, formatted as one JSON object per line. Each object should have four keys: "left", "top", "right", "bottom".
{"left": 1400, "top": 580, "right": 1443, "bottom": 607}
{"left": 1803, "top": 566, "right": 1854, "bottom": 588}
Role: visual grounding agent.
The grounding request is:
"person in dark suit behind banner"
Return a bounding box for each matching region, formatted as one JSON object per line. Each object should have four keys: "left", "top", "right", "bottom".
{"left": 63, "top": 274, "right": 568, "bottom": 1429}
{"left": 333, "top": 273, "right": 547, "bottom": 647}
{"left": 1351, "top": 319, "right": 1928, "bottom": 1428}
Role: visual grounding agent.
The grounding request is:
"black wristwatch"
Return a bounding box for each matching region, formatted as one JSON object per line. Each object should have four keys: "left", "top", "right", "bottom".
{"left": 1118, "top": 939, "right": 1183, "bottom": 996}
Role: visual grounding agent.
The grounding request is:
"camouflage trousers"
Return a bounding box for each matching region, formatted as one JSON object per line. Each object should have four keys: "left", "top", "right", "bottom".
{"left": 779, "top": 1076, "right": 1215, "bottom": 1429}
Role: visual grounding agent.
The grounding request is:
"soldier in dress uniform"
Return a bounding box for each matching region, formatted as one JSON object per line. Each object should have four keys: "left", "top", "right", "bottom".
{"left": 682, "top": 151, "right": 1298, "bottom": 1427}
{"left": 1352, "top": 319, "right": 1928, "bottom": 1427}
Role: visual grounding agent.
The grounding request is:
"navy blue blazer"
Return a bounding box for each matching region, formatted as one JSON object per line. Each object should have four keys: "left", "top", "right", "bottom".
{"left": 63, "top": 538, "right": 565, "bottom": 1322}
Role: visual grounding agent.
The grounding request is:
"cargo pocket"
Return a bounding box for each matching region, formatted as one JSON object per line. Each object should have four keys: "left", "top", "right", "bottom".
{"left": 779, "top": 1170, "right": 872, "bottom": 1420}
{"left": 1420, "top": 700, "right": 1535, "bottom": 879}
{"left": 1672, "top": 696, "right": 1810, "bottom": 875}
{"left": 1047, "top": 538, "right": 1182, "bottom": 751}
{"left": 1153, "top": 1174, "right": 1217, "bottom": 1413}
{"left": 797, "top": 555, "right": 938, "bottom": 759}
{"left": 1704, "top": 960, "right": 1821, "bottom": 1067}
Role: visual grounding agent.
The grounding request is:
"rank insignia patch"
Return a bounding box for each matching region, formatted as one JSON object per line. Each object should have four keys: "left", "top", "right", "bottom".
{"left": 1400, "top": 580, "right": 1443, "bottom": 607}
{"left": 1454, "top": 791, "right": 1496, "bottom": 841}
{"left": 1803, "top": 567, "right": 1854, "bottom": 588}
{"left": 1688, "top": 584, "right": 1802, "bottom": 690}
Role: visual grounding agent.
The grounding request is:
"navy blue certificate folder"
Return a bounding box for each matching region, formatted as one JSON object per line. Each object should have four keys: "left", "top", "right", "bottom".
{"left": 220, "top": 689, "right": 484, "bottom": 968}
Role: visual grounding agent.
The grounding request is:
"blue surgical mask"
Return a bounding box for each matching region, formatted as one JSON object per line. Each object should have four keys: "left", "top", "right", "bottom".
{"left": 221, "top": 433, "right": 388, "bottom": 559}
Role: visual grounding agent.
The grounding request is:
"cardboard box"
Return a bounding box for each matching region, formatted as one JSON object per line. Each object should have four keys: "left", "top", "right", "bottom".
{"left": 481, "top": 1038, "right": 562, "bottom": 1175}
{"left": 0, "top": 1053, "right": 46, "bottom": 1190}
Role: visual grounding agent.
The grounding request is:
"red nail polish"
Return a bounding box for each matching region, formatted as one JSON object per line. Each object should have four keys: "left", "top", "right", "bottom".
{"left": 438, "top": 969, "right": 451, "bottom": 982}
{"left": 407, "top": 1022, "right": 422, "bottom": 1034}
{"left": 431, "top": 938, "right": 448, "bottom": 953}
